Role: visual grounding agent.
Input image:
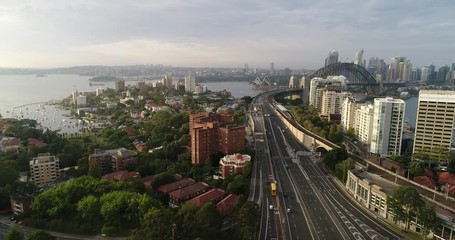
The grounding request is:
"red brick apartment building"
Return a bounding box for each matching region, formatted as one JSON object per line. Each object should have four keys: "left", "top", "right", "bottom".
{"left": 88, "top": 148, "right": 138, "bottom": 175}
{"left": 168, "top": 182, "right": 209, "bottom": 208}
{"left": 190, "top": 112, "right": 245, "bottom": 164}
{"left": 158, "top": 178, "right": 196, "bottom": 194}
{"left": 187, "top": 188, "right": 225, "bottom": 207}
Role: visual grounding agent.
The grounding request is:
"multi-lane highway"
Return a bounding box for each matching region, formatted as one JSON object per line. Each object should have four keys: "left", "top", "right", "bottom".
{"left": 250, "top": 91, "right": 404, "bottom": 240}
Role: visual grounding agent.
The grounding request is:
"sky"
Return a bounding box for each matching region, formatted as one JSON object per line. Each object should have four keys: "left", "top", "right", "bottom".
{"left": 0, "top": 0, "right": 454, "bottom": 70}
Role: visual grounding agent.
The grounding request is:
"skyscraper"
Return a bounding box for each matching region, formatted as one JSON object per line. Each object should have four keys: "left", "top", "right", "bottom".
{"left": 413, "top": 90, "right": 455, "bottom": 160}
{"left": 185, "top": 74, "right": 196, "bottom": 92}
{"left": 421, "top": 66, "right": 431, "bottom": 82}
{"left": 370, "top": 98, "right": 405, "bottom": 157}
{"left": 325, "top": 51, "right": 339, "bottom": 66}
{"left": 270, "top": 62, "right": 275, "bottom": 75}
{"left": 437, "top": 66, "right": 450, "bottom": 82}
{"left": 353, "top": 49, "right": 364, "bottom": 66}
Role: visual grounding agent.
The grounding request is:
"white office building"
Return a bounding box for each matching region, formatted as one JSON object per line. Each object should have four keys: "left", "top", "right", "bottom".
{"left": 413, "top": 90, "right": 455, "bottom": 159}
{"left": 370, "top": 98, "right": 405, "bottom": 157}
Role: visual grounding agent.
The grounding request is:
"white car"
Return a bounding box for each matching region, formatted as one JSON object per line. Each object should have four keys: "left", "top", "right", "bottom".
{"left": 269, "top": 205, "right": 274, "bottom": 210}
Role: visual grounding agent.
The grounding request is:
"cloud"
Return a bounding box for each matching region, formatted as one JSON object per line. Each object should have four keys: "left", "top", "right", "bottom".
{"left": 0, "top": 0, "right": 453, "bottom": 68}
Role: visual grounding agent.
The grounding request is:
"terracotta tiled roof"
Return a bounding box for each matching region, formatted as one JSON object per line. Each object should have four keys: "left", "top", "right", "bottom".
{"left": 2, "top": 138, "right": 20, "bottom": 147}
{"left": 216, "top": 194, "right": 237, "bottom": 214}
{"left": 413, "top": 176, "right": 436, "bottom": 189}
{"left": 28, "top": 138, "right": 47, "bottom": 148}
{"left": 168, "top": 182, "right": 209, "bottom": 199}
{"left": 102, "top": 171, "right": 141, "bottom": 181}
{"left": 187, "top": 188, "right": 225, "bottom": 207}
{"left": 438, "top": 172, "right": 455, "bottom": 186}
{"left": 158, "top": 178, "right": 195, "bottom": 194}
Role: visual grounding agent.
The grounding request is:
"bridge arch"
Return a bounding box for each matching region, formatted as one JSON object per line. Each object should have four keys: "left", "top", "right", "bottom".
{"left": 309, "top": 62, "right": 377, "bottom": 86}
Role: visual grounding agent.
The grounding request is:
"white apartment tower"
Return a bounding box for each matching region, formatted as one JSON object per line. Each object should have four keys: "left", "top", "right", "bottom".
{"left": 370, "top": 98, "right": 406, "bottom": 157}
{"left": 413, "top": 90, "right": 455, "bottom": 159}
{"left": 309, "top": 76, "right": 344, "bottom": 113}
{"left": 353, "top": 103, "right": 374, "bottom": 146}
{"left": 320, "top": 86, "right": 348, "bottom": 117}
{"left": 29, "top": 153, "right": 60, "bottom": 185}
{"left": 185, "top": 74, "right": 196, "bottom": 92}
{"left": 342, "top": 97, "right": 363, "bottom": 132}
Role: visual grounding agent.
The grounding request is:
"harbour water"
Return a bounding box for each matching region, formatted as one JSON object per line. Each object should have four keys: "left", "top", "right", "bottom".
{"left": 0, "top": 75, "right": 263, "bottom": 134}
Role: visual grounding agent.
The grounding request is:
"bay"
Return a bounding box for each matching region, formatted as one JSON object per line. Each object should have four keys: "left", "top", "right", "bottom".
{"left": 0, "top": 75, "right": 262, "bottom": 134}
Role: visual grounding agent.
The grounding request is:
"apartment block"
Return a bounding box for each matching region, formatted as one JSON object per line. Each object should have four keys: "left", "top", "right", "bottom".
{"left": 320, "top": 85, "right": 348, "bottom": 117}
{"left": 309, "top": 76, "right": 345, "bottom": 114}
{"left": 370, "top": 98, "right": 405, "bottom": 157}
{"left": 219, "top": 153, "right": 251, "bottom": 179}
{"left": 29, "top": 153, "right": 60, "bottom": 185}
{"left": 168, "top": 182, "right": 209, "bottom": 208}
{"left": 413, "top": 90, "right": 455, "bottom": 159}
{"left": 353, "top": 103, "right": 374, "bottom": 145}
{"left": 88, "top": 148, "right": 138, "bottom": 175}
{"left": 341, "top": 96, "right": 363, "bottom": 131}
{"left": 190, "top": 112, "right": 245, "bottom": 164}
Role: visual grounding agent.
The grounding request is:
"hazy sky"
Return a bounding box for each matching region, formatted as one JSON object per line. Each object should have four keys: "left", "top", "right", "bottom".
{"left": 0, "top": 0, "right": 454, "bottom": 69}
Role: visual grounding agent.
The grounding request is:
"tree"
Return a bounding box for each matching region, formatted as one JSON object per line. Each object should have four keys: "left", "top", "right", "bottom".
{"left": 130, "top": 208, "right": 174, "bottom": 240}
{"left": 235, "top": 201, "right": 259, "bottom": 240}
{"left": 417, "top": 204, "right": 437, "bottom": 239}
{"left": 335, "top": 158, "right": 354, "bottom": 183}
{"left": 387, "top": 186, "right": 424, "bottom": 230}
{"left": 27, "top": 231, "right": 56, "bottom": 240}
{"left": 4, "top": 226, "right": 24, "bottom": 240}
{"left": 77, "top": 195, "right": 100, "bottom": 226}
{"left": 193, "top": 202, "right": 223, "bottom": 239}
{"left": 88, "top": 162, "right": 101, "bottom": 178}
{"left": 409, "top": 160, "right": 426, "bottom": 177}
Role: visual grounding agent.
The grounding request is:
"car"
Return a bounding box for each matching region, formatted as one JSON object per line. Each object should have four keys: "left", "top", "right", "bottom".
{"left": 269, "top": 205, "right": 274, "bottom": 210}
{"left": 9, "top": 216, "right": 16, "bottom": 221}
{"left": 287, "top": 208, "right": 291, "bottom": 213}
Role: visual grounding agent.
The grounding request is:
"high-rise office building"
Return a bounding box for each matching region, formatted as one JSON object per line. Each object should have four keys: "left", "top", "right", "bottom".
{"left": 270, "top": 62, "right": 275, "bottom": 75}
{"left": 29, "top": 153, "right": 60, "bottom": 185}
{"left": 413, "top": 90, "right": 455, "bottom": 159}
{"left": 421, "top": 66, "right": 431, "bottom": 82}
{"left": 353, "top": 49, "right": 364, "bottom": 66}
{"left": 185, "top": 74, "right": 196, "bottom": 92}
{"left": 325, "top": 51, "right": 339, "bottom": 66}
{"left": 370, "top": 98, "right": 405, "bottom": 157}
{"left": 401, "top": 61, "right": 412, "bottom": 82}
{"left": 437, "top": 66, "right": 450, "bottom": 82}
{"left": 389, "top": 57, "right": 406, "bottom": 81}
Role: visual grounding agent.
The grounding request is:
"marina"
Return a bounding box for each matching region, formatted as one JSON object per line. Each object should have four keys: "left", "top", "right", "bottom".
{"left": 8, "top": 103, "right": 83, "bottom": 135}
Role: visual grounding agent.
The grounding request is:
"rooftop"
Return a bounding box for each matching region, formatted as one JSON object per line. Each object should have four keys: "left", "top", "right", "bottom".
{"left": 102, "top": 171, "right": 141, "bottom": 181}
{"left": 187, "top": 188, "right": 225, "bottom": 207}
{"left": 158, "top": 178, "right": 196, "bottom": 194}
{"left": 350, "top": 169, "right": 398, "bottom": 195}
{"left": 168, "top": 182, "right": 209, "bottom": 199}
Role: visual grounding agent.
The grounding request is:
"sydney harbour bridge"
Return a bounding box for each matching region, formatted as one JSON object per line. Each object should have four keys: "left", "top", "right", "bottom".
{"left": 308, "top": 62, "right": 406, "bottom": 94}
